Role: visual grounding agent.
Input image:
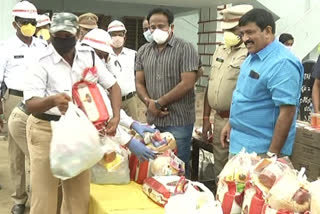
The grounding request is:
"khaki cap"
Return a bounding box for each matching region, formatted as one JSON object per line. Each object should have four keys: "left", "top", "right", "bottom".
{"left": 220, "top": 5, "right": 253, "bottom": 30}
{"left": 79, "top": 12, "right": 98, "bottom": 29}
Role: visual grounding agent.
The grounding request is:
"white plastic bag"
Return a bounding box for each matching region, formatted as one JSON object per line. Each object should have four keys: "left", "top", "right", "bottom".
{"left": 91, "top": 146, "right": 130, "bottom": 185}
{"left": 165, "top": 181, "right": 223, "bottom": 214}
{"left": 50, "top": 102, "right": 102, "bottom": 180}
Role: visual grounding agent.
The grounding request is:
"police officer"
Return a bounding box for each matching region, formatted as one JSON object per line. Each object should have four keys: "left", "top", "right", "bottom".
{"left": 202, "top": 5, "right": 253, "bottom": 180}
{"left": 78, "top": 12, "right": 98, "bottom": 41}
{"left": 107, "top": 20, "right": 139, "bottom": 120}
{"left": 24, "top": 12, "right": 122, "bottom": 214}
{"left": 35, "top": 13, "right": 51, "bottom": 43}
{"left": 0, "top": 1, "right": 47, "bottom": 214}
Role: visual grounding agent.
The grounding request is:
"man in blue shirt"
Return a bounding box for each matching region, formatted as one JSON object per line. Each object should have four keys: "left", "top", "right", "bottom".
{"left": 220, "top": 8, "right": 303, "bottom": 157}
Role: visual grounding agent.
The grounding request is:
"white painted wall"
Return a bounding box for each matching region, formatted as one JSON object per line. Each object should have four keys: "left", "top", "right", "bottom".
{"left": 0, "top": 0, "right": 18, "bottom": 41}
{"left": 173, "top": 10, "right": 199, "bottom": 49}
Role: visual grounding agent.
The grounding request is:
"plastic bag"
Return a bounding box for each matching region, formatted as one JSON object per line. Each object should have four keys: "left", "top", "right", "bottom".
{"left": 50, "top": 103, "right": 102, "bottom": 180}
{"left": 216, "top": 150, "right": 260, "bottom": 214}
{"left": 150, "top": 150, "right": 185, "bottom": 176}
{"left": 267, "top": 169, "right": 311, "bottom": 213}
{"left": 165, "top": 181, "right": 223, "bottom": 214}
{"left": 310, "top": 179, "right": 320, "bottom": 214}
{"left": 90, "top": 146, "right": 130, "bottom": 185}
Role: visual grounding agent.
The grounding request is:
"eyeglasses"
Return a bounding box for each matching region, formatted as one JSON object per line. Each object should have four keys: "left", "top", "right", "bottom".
{"left": 17, "top": 19, "right": 37, "bottom": 26}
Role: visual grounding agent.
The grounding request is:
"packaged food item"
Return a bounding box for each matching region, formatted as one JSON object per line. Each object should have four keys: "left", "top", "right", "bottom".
{"left": 129, "top": 133, "right": 177, "bottom": 184}
{"left": 216, "top": 150, "right": 260, "bottom": 214}
{"left": 144, "top": 131, "right": 177, "bottom": 153}
{"left": 150, "top": 150, "right": 185, "bottom": 176}
{"left": 253, "top": 157, "right": 294, "bottom": 193}
{"left": 72, "top": 67, "right": 110, "bottom": 130}
{"left": 142, "top": 175, "right": 183, "bottom": 207}
{"left": 90, "top": 146, "right": 130, "bottom": 185}
{"left": 241, "top": 181, "right": 265, "bottom": 214}
{"left": 266, "top": 171, "right": 311, "bottom": 213}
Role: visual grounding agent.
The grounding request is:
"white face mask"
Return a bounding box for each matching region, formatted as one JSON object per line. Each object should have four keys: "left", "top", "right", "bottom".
{"left": 111, "top": 36, "right": 124, "bottom": 48}
{"left": 143, "top": 29, "right": 154, "bottom": 43}
{"left": 152, "top": 27, "right": 171, "bottom": 45}
{"left": 286, "top": 45, "right": 293, "bottom": 51}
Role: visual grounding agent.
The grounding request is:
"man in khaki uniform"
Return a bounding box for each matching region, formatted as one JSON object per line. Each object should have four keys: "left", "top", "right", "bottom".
{"left": 202, "top": 5, "right": 253, "bottom": 180}
{"left": 78, "top": 12, "right": 98, "bottom": 41}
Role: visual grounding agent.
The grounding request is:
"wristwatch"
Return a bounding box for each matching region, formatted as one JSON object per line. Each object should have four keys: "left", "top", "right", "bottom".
{"left": 267, "top": 151, "right": 277, "bottom": 158}
{"left": 155, "top": 100, "right": 162, "bottom": 110}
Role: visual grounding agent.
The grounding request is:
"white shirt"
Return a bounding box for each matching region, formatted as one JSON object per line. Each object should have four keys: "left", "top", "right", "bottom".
{"left": 24, "top": 44, "right": 117, "bottom": 116}
{"left": 0, "top": 35, "right": 47, "bottom": 91}
{"left": 106, "top": 47, "right": 136, "bottom": 96}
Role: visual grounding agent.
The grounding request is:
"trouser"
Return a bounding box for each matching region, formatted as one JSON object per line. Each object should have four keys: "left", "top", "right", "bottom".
{"left": 121, "top": 94, "right": 138, "bottom": 120}
{"left": 4, "top": 93, "right": 29, "bottom": 205}
{"left": 212, "top": 114, "right": 229, "bottom": 180}
{"left": 157, "top": 124, "right": 194, "bottom": 177}
{"left": 26, "top": 115, "right": 90, "bottom": 214}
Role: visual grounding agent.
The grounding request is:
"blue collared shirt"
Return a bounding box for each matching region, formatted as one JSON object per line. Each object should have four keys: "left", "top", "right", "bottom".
{"left": 229, "top": 40, "right": 304, "bottom": 155}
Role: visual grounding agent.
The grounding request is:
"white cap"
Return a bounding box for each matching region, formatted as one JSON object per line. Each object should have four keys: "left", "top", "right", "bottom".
{"left": 36, "top": 14, "right": 51, "bottom": 27}
{"left": 81, "top": 28, "right": 113, "bottom": 53}
{"left": 12, "top": 1, "right": 38, "bottom": 19}
{"left": 107, "top": 20, "right": 127, "bottom": 33}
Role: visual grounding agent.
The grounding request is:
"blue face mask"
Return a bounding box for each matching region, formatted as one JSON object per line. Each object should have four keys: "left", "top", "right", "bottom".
{"left": 143, "top": 29, "right": 154, "bottom": 43}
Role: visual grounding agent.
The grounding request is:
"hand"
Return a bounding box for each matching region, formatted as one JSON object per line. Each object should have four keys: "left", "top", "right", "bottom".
{"left": 202, "top": 118, "right": 213, "bottom": 142}
{"left": 220, "top": 121, "right": 231, "bottom": 148}
{"left": 148, "top": 100, "right": 169, "bottom": 118}
{"left": 131, "top": 121, "right": 156, "bottom": 138}
{"left": 53, "top": 93, "right": 71, "bottom": 115}
{"left": 105, "top": 116, "right": 120, "bottom": 136}
{"left": 128, "top": 138, "right": 156, "bottom": 161}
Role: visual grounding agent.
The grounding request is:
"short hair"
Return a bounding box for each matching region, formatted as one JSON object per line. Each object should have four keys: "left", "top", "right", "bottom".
{"left": 147, "top": 8, "right": 174, "bottom": 25}
{"left": 279, "top": 33, "right": 294, "bottom": 44}
{"left": 239, "top": 8, "right": 275, "bottom": 34}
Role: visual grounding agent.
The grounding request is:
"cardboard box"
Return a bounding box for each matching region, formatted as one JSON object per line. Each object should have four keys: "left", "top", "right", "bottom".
{"left": 291, "top": 158, "right": 320, "bottom": 181}
{"left": 295, "top": 122, "right": 320, "bottom": 149}
{"left": 291, "top": 142, "right": 320, "bottom": 165}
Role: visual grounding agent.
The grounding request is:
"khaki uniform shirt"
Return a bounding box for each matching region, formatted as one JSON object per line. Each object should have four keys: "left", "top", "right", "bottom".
{"left": 207, "top": 43, "right": 247, "bottom": 111}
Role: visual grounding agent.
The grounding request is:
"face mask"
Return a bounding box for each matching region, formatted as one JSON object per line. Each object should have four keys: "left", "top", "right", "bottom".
{"left": 111, "top": 36, "right": 124, "bottom": 48}
{"left": 224, "top": 31, "right": 241, "bottom": 48}
{"left": 18, "top": 23, "right": 36, "bottom": 37}
{"left": 51, "top": 36, "right": 77, "bottom": 55}
{"left": 143, "top": 29, "right": 154, "bottom": 43}
{"left": 36, "top": 29, "right": 50, "bottom": 41}
{"left": 152, "top": 27, "right": 171, "bottom": 45}
{"left": 285, "top": 45, "right": 292, "bottom": 51}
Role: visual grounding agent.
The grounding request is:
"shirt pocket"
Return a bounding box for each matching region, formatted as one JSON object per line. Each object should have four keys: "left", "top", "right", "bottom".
{"left": 226, "top": 58, "right": 242, "bottom": 80}
{"left": 238, "top": 72, "right": 265, "bottom": 99}
{"left": 209, "top": 59, "right": 224, "bottom": 80}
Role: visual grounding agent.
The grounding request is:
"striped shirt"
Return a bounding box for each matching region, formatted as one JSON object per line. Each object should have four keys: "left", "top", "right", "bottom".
{"left": 135, "top": 35, "right": 199, "bottom": 126}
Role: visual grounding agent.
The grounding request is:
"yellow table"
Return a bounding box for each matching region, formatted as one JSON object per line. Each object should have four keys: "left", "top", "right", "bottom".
{"left": 89, "top": 182, "right": 165, "bottom": 214}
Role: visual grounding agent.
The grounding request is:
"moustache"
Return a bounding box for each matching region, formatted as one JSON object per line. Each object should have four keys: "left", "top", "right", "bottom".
{"left": 244, "top": 40, "right": 254, "bottom": 46}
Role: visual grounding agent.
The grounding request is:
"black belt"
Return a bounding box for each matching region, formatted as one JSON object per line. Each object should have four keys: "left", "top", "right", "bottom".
{"left": 17, "top": 102, "right": 30, "bottom": 115}
{"left": 9, "top": 89, "right": 23, "bottom": 97}
{"left": 33, "top": 113, "right": 61, "bottom": 121}
{"left": 122, "top": 92, "right": 136, "bottom": 101}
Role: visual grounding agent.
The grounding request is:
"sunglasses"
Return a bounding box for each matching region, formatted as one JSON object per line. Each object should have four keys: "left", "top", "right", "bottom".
{"left": 17, "top": 19, "right": 37, "bottom": 26}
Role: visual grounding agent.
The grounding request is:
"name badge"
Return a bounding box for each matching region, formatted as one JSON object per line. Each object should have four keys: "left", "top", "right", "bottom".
{"left": 14, "top": 55, "right": 24, "bottom": 59}
{"left": 216, "top": 57, "right": 224, "bottom": 63}
{"left": 249, "top": 70, "right": 260, "bottom": 79}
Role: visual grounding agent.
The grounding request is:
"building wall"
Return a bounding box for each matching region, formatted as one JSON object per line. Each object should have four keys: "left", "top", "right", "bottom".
{"left": 0, "top": 0, "right": 18, "bottom": 41}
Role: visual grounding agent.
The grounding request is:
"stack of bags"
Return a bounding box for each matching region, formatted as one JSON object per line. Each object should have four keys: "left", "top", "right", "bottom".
{"left": 216, "top": 150, "right": 320, "bottom": 214}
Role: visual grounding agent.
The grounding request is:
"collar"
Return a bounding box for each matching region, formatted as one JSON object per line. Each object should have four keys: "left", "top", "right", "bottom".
{"left": 50, "top": 44, "right": 63, "bottom": 64}
{"left": 251, "top": 39, "right": 277, "bottom": 61}
{"left": 13, "top": 34, "right": 37, "bottom": 48}
{"left": 110, "top": 47, "right": 127, "bottom": 56}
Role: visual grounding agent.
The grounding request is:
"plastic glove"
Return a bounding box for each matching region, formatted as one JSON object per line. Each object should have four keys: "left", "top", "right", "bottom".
{"left": 131, "top": 121, "right": 156, "bottom": 138}
{"left": 128, "top": 138, "right": 155, "bottom": 161}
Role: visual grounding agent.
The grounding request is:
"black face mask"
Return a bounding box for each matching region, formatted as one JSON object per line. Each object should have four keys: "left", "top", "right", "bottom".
{"left": 51, "top": 36, "right": 76, "bottom": 55}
